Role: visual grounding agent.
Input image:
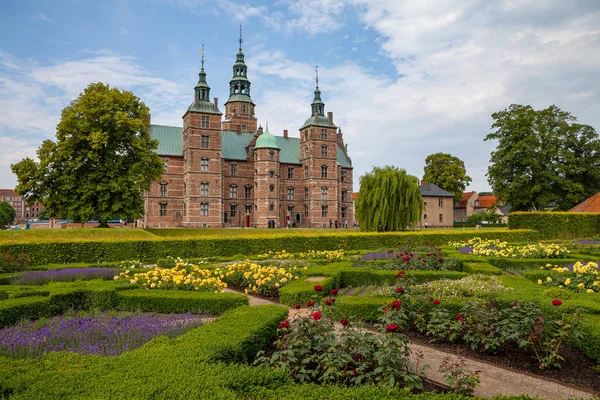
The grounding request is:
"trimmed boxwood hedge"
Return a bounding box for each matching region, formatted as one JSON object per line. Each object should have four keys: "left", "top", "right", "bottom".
{"left": 0, "top": 230, "right": 541, "bottom": 265}
{"left": 462, "top": 262, "right": 502, "bottom": 275}
{"left": 509, "top": 212, "right": 600, "bottom": 239}
{"left": 117, "top": 290, "right": 248, "bottom": 315}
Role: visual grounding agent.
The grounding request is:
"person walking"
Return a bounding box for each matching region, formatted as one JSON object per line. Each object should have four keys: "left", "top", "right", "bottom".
{"left": 329, "top": 219, "right": 333, "bottom": 229}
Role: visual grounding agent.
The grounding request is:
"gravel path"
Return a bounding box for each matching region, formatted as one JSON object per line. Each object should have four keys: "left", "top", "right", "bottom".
{"left": 226, "top": 288, "right": 597, "bottom": 399}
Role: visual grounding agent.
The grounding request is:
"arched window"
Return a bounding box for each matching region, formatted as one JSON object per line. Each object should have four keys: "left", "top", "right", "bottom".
{"left": 201, "top": 158, "right": 209, "bottom": 172}
{"left": 229, "top": 185, "right": 238, "bottom": 198}
{"left": 159, "top": 183, "right": 168, "bottom": 197}
{"left": 304, "top": 165, "right": 308, "bottom": 178}
{"left": 321, "top": 145, "right": 327, "bottom": 158}
{"left": 304, "top": 187, "right": 309, "bottom": 200}
{"left": 304, "top": 145, "right": 309, "bottom": 158}
{"left": 200, "top": 202, "right": 209, "bottom": 216}
{"left": 269, "top": 203, "right": 274, "bottom": 212}
{"left": 304, "top": 204, "right": 309, "bottom": 217}
{"left": 200, "top": 182, "right": 209, "bottom": 196}
{"left": 270, "top": 152, "right": 275, "bottom": 161}
{"left": 269, "top": 170, "right": 275, "bottom": 178}
{"left": 321, "top": 165, "right": 328, "bottom": 178}
{"left": 321, "top": 129, "right": 327, "bottom": 140}
{"left": 269, "top": 184, "right": 274, "bottom": 192}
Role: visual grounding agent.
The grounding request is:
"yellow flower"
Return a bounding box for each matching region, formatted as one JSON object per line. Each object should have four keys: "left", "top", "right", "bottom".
{"left": 578, "top": 283, "right": 585, "bottom": 288}
{"left": 150, "top": 283, "right": 156, "bottom": 288}
{"left": 546, "top": 277, "right": 552, "bottom": 283}
{"left": 537, "top": 279, "right": 543, "bottom": 285}
{"left": 564, "top": 278, "right": 571, "bottom": 286}
{"left": 586, "top": 289, "right": 594, "bottom": 293}
{"left": 114, "top": 276, "right": 120, "bottom": 280}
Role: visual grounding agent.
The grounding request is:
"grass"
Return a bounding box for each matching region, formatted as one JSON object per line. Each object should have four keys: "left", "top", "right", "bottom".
{"left": 0, "top": 228, "right": 158, "bottom": 244}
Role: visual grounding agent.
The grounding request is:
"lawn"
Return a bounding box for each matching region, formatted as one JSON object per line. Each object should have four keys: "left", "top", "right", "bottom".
{"left": 0, "top": 228, "right": 158, "bottom": 243}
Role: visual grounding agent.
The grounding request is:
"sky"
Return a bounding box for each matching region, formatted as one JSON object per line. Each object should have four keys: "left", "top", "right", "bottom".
{"left": 1, "top": 0, "right": 600, "bottom": 192}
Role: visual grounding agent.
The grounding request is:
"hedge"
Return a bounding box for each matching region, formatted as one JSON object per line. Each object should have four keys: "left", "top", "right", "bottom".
{"left": 486, "top": 258, "right": 580, "bottom": 271}
{"left": 339, "top": 270, "right": 467, "bottom": 287}
{"left": 117, "top": 290, "right": 248, "bottom": 315}
{"left": 0, "top": 230, "right": 541, "bottom": 264}
{"left": 462, "top": 262, "right": 502, "bottom": 275}
{"left": 509, "top": 212, "right": 600, "bottom": 239}
{"left": 278, "top": 277, "right": 338, "bottom": 307}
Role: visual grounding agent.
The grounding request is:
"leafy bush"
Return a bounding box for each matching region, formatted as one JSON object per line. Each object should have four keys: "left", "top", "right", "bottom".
{"left": 414, "top": 275, "right": 514, "bottom": 299}
{"left": 223, "top": 261, "right": 304, "bottom": 296}
{"left": 0, "top": 252, "right": 29, "bottom": 273}
{"left": 462, "top": 262, "right": 502, "bottom": 275}
{"left": 509, "top": 212, "right": 600, "bottom": 239}
{"left": 117, "top": 290, "right": 248, "bottom": 315}
{"left": 118, "top": 263, "right": 227, "bottom": 292}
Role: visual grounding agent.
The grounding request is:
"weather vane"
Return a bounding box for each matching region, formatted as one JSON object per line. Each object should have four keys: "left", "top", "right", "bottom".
{"left": 199, "top": 43, "right": 204, "bottom": 69}
{"left": 315, "top": 64, "right": 319, "bottom": 88}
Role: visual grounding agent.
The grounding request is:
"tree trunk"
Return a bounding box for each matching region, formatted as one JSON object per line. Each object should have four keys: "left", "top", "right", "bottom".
{"left": 97, "top": 221, "right": 109, "bottom": 228}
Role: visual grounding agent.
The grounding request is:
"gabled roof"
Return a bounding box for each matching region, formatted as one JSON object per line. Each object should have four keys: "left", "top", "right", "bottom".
{"left": 456, "top": 191, "right": 477, "bottom": 208}
{"left": 150, "top": 125, "right": 352, "bottom": 168}
{"left": 0, "top": 189, "right": 18, "bottom": 197}
{"left": 569, "top": 192, "right": 600, "bottom": 212}
{"left": 419, "top": 184, "right": 454, "bottom": 198}
{"left": 475, "top": 195, "right": 497, "bottom": 208}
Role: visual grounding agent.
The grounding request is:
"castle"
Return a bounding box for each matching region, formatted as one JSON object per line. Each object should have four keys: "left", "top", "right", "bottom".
{"left": 142, "top": 33, "right": 353, "bottom": 228}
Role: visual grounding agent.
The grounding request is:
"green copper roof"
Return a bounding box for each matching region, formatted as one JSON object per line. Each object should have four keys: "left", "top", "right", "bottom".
{"left": 255, "top": 126, "right": 280, "bottom": 150}
{"left": 151, "top": 125, "right": 351, "bottom": 168}
{"left": 187, "top": 101, "right": 222, "bottom": 115}
{"left": 300, "top": 115, "right": 338, "bottom": 129}
{"left": 150, "top": 125, "right": 183, "bottom": 156}
{"left": 225, "top": 94, "right": 254, "bottom": 104}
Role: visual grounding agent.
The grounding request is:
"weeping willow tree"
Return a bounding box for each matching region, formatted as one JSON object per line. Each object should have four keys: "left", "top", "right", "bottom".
{"left": 356, "top": 166, "right": 423, "bottom": 232}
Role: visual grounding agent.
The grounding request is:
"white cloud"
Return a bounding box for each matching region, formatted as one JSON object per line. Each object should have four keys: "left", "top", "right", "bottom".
{"left": 30, "top": 13, "right": 53, "bottom": 23}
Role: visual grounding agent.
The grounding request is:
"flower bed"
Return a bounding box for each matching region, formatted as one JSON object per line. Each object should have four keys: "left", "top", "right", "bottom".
{"left": 536, "top": 261, "right": 600, "bottom": 293}
{"left": 223, "top": 261, "right": 303, "bottom": 296}
{"left": 357, "top": 243, "right": 460, "bottom": 271}
{"left": 449, "top": 238, "right": 569, "bottom": 259}
{"left": 257, "top": 250, "right": 344, "bottom": 262}
{"left": 10, "top": 267, "right": 120, "bottom": 285}
{"left": 0, "top": 311, "right": 207, "bottom": 358}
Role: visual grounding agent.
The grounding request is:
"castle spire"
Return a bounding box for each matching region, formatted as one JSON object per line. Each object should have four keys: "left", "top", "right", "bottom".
{"left": 311, "top": 64, "right": 324, "bottom": 116}
{"left": 239, "top": 25, "right": 243, "bottom": 51}
{"left": 194, "top": 43, "right": 210, "bottom": 103}
{"left": 226, "top": 27, "right": 253, "bottom": 105}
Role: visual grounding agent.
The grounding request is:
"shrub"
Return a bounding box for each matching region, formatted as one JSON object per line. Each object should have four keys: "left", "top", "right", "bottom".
{"left": 118, "top": 264, "right": 227, "bottom": 292}
{"left": 223, "top": 261, "right": 303, "bottom": 297}
{"left": 462, "top": 262, "right": 502, "bottom": 275}
{"left": 278, "top": 277, "right": 337, "bottom": 307}
{"left": 117, "top": 290, "right": 248, "bottom": 315}
{"left": 10, "top": 268, "right": 120, "bottom": 285}
{"left": 509, "top": 212, "right": 600, "bottom": 239}
{"left": 0, "top": 252, "right": 29, "bottom": 273}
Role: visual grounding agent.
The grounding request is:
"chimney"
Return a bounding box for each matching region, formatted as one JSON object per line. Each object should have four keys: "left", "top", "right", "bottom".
{"left": 283, "top": 129, "right": 288, "bottom": 138}
{"left": 213, "top": 98, "right": 219, "bottom": 112}
{"left": 327, "top": 112, "right": 333, "bottom": 124}
{"left": 146, "top": 114, "right": 151, "bottom": 128}
{"left": 236, "top": 125, "right": 242, "bottom": 134}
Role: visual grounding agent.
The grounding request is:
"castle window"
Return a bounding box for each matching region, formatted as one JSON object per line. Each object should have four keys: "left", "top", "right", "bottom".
{"left": 159, "top": 183, "right": 168, "bottom": 197}
{"left": 287, "top": 187, "right": 294, "bottom": 200}
{"left": 321, "top": 129, "right": 327, "bottom": 140}
{"left": 439, "top": 213, "right": 444, "bottom": 223}
{"left": 304, "top": 131, "right": 308, "bottom": 141}
{"left": 201, "top": 182, "right": 209, "bottom": 196}
{"left": 269, "top": 170, "right": 275, "bottom": 178}
{"left": 183, "top": 201, "right": 187, "bottom": 216}
{"left": 229, "top": 185, "right": 238, "bottom": 198}
{"left": 287, "top": 167, "right": 294, "bottom": 179}
{"left": 321, "top": 165, "right": 328, "bottom": 178}
{"left": 439, "top": 198, "right": 444, "bottom": 207}
{"left": 321, "top": 205, "right": 328, "bottom": 217}
{"left": 201, "top": 202, "right": 209, "bottom": 216}
{"left": 321, "top": 145, "right": 327, "bottom": 158}
{"left": 342, "top": 206, "right": 347, "bottom": 218}
{"left": 159, "top": 202, "right": 167, "bottom": 217}
{"left": 304, "top": 204, "right": 309, "bottom": 217}
{"left": 201, "top": 158, "right": 209, "bottom": 172}
{"left": 245, "top": 185, "right": 252, "bottom": 199}
{"left": 242, "top": 124, "right": 247, "bottom": 131}
{"left": 201, "top": 135, "right": 210, "bottom": 148}
{"left": 304, "top": 145, "right": 309, "bottom": 158}
{"left": 269, "top": 184, "right": 274, "bottom": 192}
{"left": 183, "top": 181, "right": 187, "bottom": 195}
{"left": 342, "top": 170, "right": 347, "bottom": 182}
{"left": 269, "top": 152, "right": 274, "bottom": 161}
{"left": 342, "top": 190, "right": 347, "bottom": 202}
{"left": 304, "top": 187, "right": 309, "bottom": 200}
{"left": 321, "top": 186, "right": 328, "bottom": 200}
{"left": 230, "top": 163, "right": 238, "bottom": 176}
{"left": 201, "top": 116, "right": 209, "bottom": 129}
{"left": 245, "top": 204, "right": 252, "bottom": 214}
{"left": 230, "top": 204, "right": 238, "bottom": 217}
{"left": 269, "top": 203, "right": 274, "bottom": 212}
{"left": 304, "top": 165, "right": 308, "bottom": 178}
{"left": 241, "top": 104, "right": 247, "bottom": 114}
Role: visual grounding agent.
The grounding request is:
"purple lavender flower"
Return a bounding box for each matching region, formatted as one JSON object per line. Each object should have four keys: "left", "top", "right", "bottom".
{"left": 575, "top": 240, "right": 600, "bottom": 245}
{"left": 362, "top": 252, "right": 394, "bottom": 260}
{"left": 0, "top": 312, "right": 207, "bottom": 358}
{"left": 458, "top": 247, "right": 473, "bottom": 254}
{"left": 10, "top": 268, "right": 120, "bottom": 286}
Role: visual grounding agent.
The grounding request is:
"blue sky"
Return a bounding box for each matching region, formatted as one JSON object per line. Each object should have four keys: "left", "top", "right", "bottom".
{"left": 1, "top": 0, "right": 600, "bottom": 192}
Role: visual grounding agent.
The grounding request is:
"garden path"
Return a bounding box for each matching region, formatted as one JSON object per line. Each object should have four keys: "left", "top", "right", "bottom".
{"left": 225, "top": 288, "right": 597, "bottom": 399}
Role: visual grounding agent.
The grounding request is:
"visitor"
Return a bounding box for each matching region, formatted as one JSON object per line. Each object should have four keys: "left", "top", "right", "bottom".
{"left": 335, "top": 220, "right": 338, "bottom": 229}
{"left": 329, "top": 219, "right": 333, "bottom": 228}
{"left": 344, "top": 219, "right": 348, "bottom": 228}
{"left": 425, "top": 221, "right": 428, "bottom": 229}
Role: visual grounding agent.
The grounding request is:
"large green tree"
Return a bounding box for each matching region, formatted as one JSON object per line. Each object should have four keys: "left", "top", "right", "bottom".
{"left": 356, "top": 166, "right": 423, "bottom": 232}
{"left": 11, "top": 82, "right": 164, "bottom": 226}
{"left": 422, "top": 153, "right": 472, "bottom": 202}
{"left": 485, "top": 104, "right": 600, "bottom": 211}
{"left": 0, "top": 201, "right": 17, "bottom": 228}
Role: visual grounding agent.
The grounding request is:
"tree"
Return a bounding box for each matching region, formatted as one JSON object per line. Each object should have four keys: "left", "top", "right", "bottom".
{"left": 422, "top": 153, "right": 472, "bottom": 202}
{"left": 485, "top": 104, "right": 600, "bottom": 211}
{"left": 11, "top": 83, "right": 164, "bottom": 227}
{"left": 356, "top": 166, "right": 423, "bottom": 232}
{"left": 0, "top": 201, "right": 16, "bottom": 228}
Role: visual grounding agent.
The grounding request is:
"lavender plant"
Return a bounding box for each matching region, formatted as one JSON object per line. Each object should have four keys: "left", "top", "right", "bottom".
{"left": 10, "top": 268, "right": 120, "bottom": 285}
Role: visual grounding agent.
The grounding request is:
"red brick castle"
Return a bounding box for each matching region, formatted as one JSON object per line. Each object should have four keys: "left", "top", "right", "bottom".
{"left": 142, "top": 33, "right": 353, "bottom": 228}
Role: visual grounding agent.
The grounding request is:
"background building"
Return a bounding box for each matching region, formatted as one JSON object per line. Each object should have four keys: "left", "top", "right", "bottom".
{"left": 419, "top": 184, "right": 454, "bottom": 228}
{"left": 0, "top": 189, "right": 44, "bottom": 222}
{"left": 142, "top": 38, "right": 353, "bottom": 228}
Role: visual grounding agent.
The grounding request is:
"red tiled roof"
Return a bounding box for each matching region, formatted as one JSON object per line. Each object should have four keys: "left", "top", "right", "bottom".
{"left": 352, "top": 192, "right": 359, "bottom": 201}
{"left": 0, "top": 189, "right": 18, "bottom": 197}
{"left": 569, "top": 192, "right": 600, "bottom": 212}
{"left": 457, "top": 191, "right": 476, "bottom": 208}
{"left": 475, "top": 195, "right": 497, "bottom": 209}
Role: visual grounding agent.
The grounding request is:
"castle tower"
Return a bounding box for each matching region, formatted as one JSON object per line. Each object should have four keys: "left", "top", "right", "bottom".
{"left": 253, "top": 124, "right": 281, "bottom": 228}
{"left": 182, "top": 46, "right": 224, "bottom": 227}
{"left": 299, "top": 66, "right": 339, "bottom": 227}
{"left": 222, "top": 26, "right": 258, "bottom": 133}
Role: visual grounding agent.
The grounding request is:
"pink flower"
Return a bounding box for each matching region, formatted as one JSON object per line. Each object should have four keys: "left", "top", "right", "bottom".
{"left": 314, "top": 285, "right": 324, "bottom": 292}
{"left": 552, "top": 299, "right": 562, "bottom": 306}
{"left": 455, "top": 315, "right": 464, "bottom": 321}
{"left": 312, "top": 311, "right": 322, "bottom": 320}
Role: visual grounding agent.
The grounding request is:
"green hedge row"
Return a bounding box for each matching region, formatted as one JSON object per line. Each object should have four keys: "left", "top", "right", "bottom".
{"left": 339, "top": 270, "right": 467, "bottom": 287}
{"left": 278, "top": 277, "right": 339, "bottom": 307}
{"left": 509, "top": 212, "right": 600, "bottom": 239}
{"left": 118, "top": 290, "right": 248, "bottom": 314}
{"left": 0, "top": 283, "right": 248, "bottom": 328}
{"left": 0, "top": 230, "right": 541, "bottom": 264}
{"left": 486, "top": 258, "right": 580, "bottom": 271}
{"left": 462, "top": 262, "right": 502, "bottom": 275}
